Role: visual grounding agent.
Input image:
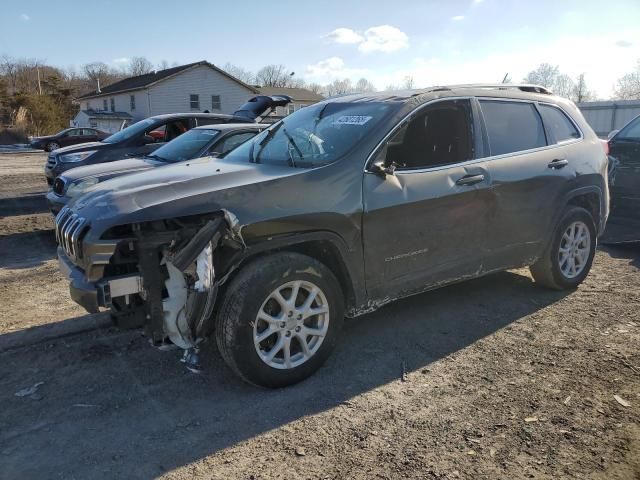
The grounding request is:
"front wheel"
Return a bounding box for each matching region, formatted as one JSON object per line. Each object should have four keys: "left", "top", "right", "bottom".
{"left": 216, "top": 252, "right": 344, "bottom": 388}
{"left": 530, "top": 206, "right": 596, "bottom": 290}
{"left": 46, "top": 142, "right": 60, "bottom": 152}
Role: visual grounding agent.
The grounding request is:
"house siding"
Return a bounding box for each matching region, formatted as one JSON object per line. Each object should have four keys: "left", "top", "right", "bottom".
{"left": 147, "top": 65, "right": 254, "bottom": 116}
{"left": 84, "top": 91, "right": 150, "bottom": 121}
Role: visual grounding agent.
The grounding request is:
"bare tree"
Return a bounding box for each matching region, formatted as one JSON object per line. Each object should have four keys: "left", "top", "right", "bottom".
{"left": 222, "top": 63, "right": 255, "bottom": 85}
{"left": 614, "top": 60, "right": 640, "bottom": 100}
{"left": 128, "top": 56, "right": 154, "bottom": 76}
{"left": 256, "top": 64, "right": 295, "bottom": 88}
{"left": 307, "top": 82, "right": 324, "bottom": 95}
{"left": 523, "top": 63, "right": 561, "bottom": 89}
{"left": 323, "top": 79, "right": 354, "bottom": 97}
{"left": 157, "top": 60, "right": 170, "bottom": 71}
{"left": 402, "top": 76, "right": 415, "bottom": 89}
{"left": 0, "top": 55, "right": 19, "bottom": 93}
{"left": 554, "top": 73, "right": 575, "bottom": 99}
{"left": 573, "top": 73, "right": 595, "bottom": 103}
{"left": 355, "top": 78, "right": 376, "bottom": 93}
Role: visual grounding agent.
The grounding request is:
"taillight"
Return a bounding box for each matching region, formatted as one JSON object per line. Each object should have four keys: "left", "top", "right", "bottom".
{"left": 600, "top": 139, "right": 610, "bottom": 156}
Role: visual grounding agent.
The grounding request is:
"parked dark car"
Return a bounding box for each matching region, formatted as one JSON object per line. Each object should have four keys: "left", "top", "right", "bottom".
{"left": 602, "top": 114, "right": 640, "bottom": 243}
{"left": 47, "top": 123, "right": 266, "bottom": 214}
{"left": 44, "top": 95, "right": 290, "bottom": 186}
{"left": 55, "top": 84, "right": 608, "bottom": 388}
{"left": 31, "top": 127, "right": 109, "bottom": 152}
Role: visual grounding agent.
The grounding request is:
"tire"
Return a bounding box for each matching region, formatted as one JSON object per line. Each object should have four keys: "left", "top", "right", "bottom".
{"left": 530, "top": 206, "right": 596, "bottom": 290}
{"left": 216, "top": 252, "right": 344, "bottom": 388}
{"left": 46, "top": 142, "right": 60, "bottom": 152}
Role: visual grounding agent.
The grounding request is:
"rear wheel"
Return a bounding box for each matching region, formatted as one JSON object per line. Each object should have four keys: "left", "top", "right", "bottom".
{"left": 216, "top": 252, "right": 344, "bottom": 388}
{"left": 530, "top": 207, "right": 596, "bottom": 290}
{"left": 46, "top": 142, "right": 60, "bottom": 152}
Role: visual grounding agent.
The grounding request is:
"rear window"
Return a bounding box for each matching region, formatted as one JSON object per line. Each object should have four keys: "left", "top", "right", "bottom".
{"left": 538, "top": 104, "right": 580, "bottom": 143}
{"left": 480, "top": 100, "right": 546, "bottom": 156}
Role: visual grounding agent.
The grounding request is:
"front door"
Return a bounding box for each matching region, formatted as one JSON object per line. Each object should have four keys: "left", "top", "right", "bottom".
{"left": 362, "top": 99, "right": 492, "bottom": 300}
{"left": 609, "top": 116, "right": 640, "bottom": 223}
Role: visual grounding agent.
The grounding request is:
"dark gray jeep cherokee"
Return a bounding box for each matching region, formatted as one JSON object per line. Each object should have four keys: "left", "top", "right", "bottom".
{"left": 55, "top": 84, "right": 609, "bottom": 388}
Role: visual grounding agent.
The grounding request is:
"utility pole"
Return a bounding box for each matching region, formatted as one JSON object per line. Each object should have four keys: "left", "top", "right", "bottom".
{"left": 37, "top": 66, "right": 42, "bottom": 95}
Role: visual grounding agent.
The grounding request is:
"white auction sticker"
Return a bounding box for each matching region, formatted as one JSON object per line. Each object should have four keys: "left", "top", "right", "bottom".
{"left": 333, "top": 115, "right": 372, "bottom": 126}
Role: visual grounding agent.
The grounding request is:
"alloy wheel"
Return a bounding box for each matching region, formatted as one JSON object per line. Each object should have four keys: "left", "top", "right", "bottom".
{"left": 558, "top": 221, "right": 591, "bottom": 279}
{"left": 253, "top": 280, "right": 330, "bottom": 370}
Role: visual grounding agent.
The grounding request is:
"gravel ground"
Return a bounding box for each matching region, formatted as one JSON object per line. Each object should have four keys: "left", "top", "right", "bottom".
{"left": 0, "top": 154, "right": 638, "bottom": 479}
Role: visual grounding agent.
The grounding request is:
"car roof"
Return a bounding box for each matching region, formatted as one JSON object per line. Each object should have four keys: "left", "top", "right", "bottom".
{"left": 148, "top": 112, "right": 239, "bottom": 121}
{"left": 192, "top": 123, "right": 268, "bottom": 131}
{"left": 325, "top": 84, "right": 564, "bottom": 105}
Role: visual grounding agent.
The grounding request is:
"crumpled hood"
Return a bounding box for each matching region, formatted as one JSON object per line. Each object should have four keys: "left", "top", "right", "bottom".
{"left": 70, "top": 156, "right": 299, "bottom": 229}
{"left": 52, "top": 141, "right": 105, "bottom": 154}
{"left": 60, "top": 157, "right": 163, "bottom": 183}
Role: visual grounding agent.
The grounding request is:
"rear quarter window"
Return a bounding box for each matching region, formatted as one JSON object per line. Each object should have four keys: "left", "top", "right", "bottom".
{"left": 480, "top": 100, "right": 546, "bottom": 156}
{"left": 538, "top": 104, "right": 580, "bottom": 143}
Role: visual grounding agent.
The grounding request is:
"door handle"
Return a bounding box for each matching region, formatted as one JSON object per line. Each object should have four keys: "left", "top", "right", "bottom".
{"left": 455, "top": 174, "right": 485, "bottom": 186}
{"left": 548, "top": 158, "right": 569, "bottom": 169}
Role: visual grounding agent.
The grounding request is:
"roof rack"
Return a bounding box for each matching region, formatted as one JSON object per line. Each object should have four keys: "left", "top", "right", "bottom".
{"left": 432, "top": 84, "right": 553, "bottom": 95}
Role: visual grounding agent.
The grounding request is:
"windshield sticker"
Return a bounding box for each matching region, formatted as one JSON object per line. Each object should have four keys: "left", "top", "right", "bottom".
{"left": 333, "top": 115, "right": 372, "bottom": 126}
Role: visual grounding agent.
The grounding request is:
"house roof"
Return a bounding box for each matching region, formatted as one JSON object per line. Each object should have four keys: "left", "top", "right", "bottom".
{"left": 80, "top": 109, "right": 133, "bottom": 119}
{"left": 257, "top": 86, "right": 324, "bottom": 103}
{"left": 78, "top": 61, "right": 258, "bottom": 99}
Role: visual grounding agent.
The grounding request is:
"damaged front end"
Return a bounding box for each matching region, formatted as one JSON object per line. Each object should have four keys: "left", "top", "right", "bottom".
{"left": 56, "top": 207, "right": 245, "bottom": 365}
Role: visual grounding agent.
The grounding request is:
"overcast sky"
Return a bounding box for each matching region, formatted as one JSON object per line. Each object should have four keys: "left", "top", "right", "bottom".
{"left": 1, "top": 0, "right": 639, "bottom": 97}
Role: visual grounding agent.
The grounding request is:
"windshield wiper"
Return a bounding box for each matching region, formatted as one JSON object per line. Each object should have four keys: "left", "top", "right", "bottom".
{"left": 281, "top": 126, "right": 303, "bottom": 168}
{"left": 253, "top": 121, "right": 284, "bottom": 164}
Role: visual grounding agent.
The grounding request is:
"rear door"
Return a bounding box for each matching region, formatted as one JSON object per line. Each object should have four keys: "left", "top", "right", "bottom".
{"left": 363, "top": 98, "right": 493, "bottom": 299}
{"left": 608, "top": 115, "right": 640, "bottom": 223}
{"left": 479, "top": 99, "right": 579, "bottom": 269}
{"left": 82, "top": 128, "right": 98, "bottom": 142}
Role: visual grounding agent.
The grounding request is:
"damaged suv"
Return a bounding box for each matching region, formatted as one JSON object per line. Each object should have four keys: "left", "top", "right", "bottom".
{"left": 56, "top": 84, "right": 609, "bottom": 387}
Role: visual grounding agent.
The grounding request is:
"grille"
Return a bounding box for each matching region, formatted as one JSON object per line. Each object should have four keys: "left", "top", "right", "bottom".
{"left": 53, "top": 178, "right": 66, "bottom": 196}
{"left": 46, "top": 154, "right": 57, "bottom": 168}
{"left": 55, "top": 207, "right": 89, "bottom": 261}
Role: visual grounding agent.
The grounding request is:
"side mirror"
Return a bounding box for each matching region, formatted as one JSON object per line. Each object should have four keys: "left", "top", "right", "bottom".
{"left": 607, "top": 129, "right": 619, "bottom": 140}
{"left": 371, "top": 159, "right": 396, "bottom": 177}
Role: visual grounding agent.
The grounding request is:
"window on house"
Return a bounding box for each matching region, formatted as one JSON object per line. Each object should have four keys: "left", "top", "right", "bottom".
{"left": 211, "top": 95, "right": 221, "bottom": 110}
{"left": 130, "top": 95, "right": 136, "bottom": 111}
{"left": 287, "top": 104, "right": 295, "bottom": 115}
{"left": 89, "top": 121, "right": 98, "bottom": 128}
{"left": 479, "top": 100, "right": 546, "bottom": 156}
{"left": 103, "top": 99, "right": 108, "bottom": 111}
{"left": 85, "top": 103, "right": 89, "bottom": 110}
{"left": 110, "top": 98, "right": 115, "bottom": 112}
{"left": 190, "top": 94, "right": 200, "bottom": 110}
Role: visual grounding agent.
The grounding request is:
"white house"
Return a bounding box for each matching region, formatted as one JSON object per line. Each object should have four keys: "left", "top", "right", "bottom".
{"left": 73, "top": 61, "right": 259, "bottom": 132}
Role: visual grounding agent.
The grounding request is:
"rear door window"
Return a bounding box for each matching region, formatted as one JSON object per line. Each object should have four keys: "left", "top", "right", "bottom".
{"left": 213, "top": 132, "right": 258, "bottom": 155}
{"left": 480, "top": 100, "right": 546, "bottom": 156}
{"left": 538, "top": 104, "right": 580, "bottom": 143}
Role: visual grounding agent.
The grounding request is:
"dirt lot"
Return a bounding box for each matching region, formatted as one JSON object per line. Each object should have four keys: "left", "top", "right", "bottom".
{"left": 0, "top": 153, "right": 638, "bottom": 479}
